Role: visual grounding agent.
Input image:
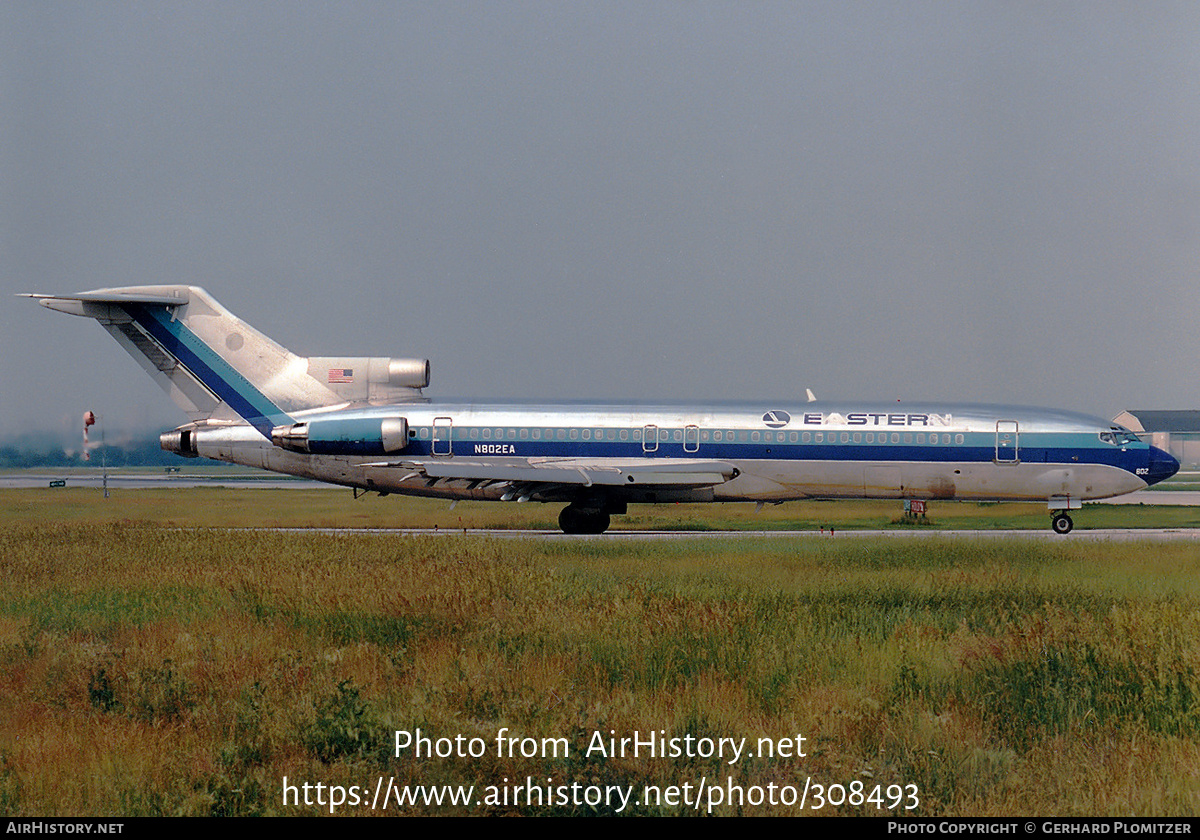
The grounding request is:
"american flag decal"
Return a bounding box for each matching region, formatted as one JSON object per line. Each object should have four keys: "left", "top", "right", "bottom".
{"left": 327, "top": 368, "right": 354, "bottom": 383}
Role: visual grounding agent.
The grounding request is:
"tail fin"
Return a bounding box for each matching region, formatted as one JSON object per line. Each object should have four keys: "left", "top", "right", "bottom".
{"left": 23, "top": 286, "right": 427, "bottom": 436}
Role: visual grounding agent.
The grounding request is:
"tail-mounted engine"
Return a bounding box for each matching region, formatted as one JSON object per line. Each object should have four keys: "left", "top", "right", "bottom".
{"left": 159, "top": 428, "right": 200, "bottom": 457}
{"left": 270, "top": 416, "right": 409, "bottom": 455}
{"left": 308, "top": 357, "right": 430, "bottom": 403}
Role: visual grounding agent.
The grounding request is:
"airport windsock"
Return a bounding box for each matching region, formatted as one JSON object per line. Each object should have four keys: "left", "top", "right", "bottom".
{"left": 83, "top": 410, "right": 95, "bottom": 461}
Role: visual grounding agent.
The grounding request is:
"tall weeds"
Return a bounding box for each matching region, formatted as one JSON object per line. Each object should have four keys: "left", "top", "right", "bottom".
{"left": 0, "top": 521, "right": 1198, "bottom": 815}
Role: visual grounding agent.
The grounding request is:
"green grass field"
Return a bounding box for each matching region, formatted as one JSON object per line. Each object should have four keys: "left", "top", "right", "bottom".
{"left": 1, "top": 488, "right": 1199, "bottom": 816}
{"left": 6, "top": 486, "right": 1200, "bottom": 531}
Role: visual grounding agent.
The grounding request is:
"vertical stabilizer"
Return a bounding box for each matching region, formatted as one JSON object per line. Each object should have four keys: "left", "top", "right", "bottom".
{"left": 24, "top": 286, "right": 342, "bottom": 434}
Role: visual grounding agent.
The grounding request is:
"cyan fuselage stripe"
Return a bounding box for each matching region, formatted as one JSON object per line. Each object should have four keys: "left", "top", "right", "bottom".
{"left": 127, "top": 304, "right": 291, "bottom": 435}
{"left": 390, "top": 437, "right": 1148, "bottom": 474}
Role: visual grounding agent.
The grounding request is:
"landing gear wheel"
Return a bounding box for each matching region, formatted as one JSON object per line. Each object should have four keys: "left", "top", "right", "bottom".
{"left": 1051, "top": 513, "right": 1074, "bottom": 535}
{"left": 558, "top": 505, "right": 611, "bottom": 535}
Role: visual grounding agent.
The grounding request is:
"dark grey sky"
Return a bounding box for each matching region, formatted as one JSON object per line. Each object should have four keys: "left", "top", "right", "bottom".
{"left": 4, "top": 2, "right": 1199, "bottom": 441}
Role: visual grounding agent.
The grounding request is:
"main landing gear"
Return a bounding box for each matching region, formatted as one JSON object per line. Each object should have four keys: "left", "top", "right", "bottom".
{"left": 1051, "top": 513, "right": 1074, "bottom": 535}
{"left": 558, "top": 504, "right": 611, "bottom": 535}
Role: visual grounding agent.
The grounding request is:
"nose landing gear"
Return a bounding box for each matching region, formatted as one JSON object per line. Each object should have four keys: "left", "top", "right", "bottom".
{"left": 1051, "top": 512, "right": 1073, "bottom": 534}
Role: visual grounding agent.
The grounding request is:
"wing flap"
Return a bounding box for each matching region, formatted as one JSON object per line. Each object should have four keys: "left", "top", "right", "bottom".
{"left": 360, "top": 457, "right": 738, "bottom": 488}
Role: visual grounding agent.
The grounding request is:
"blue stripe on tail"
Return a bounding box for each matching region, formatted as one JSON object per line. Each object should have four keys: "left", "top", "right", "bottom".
{"left": 127, "top": 304, "right": 291, "bottom": 436}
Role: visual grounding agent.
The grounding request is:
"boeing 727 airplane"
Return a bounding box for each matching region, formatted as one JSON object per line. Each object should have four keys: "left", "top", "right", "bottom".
{"left": 25, "top": 286, "right": 1179, "bottom": 534}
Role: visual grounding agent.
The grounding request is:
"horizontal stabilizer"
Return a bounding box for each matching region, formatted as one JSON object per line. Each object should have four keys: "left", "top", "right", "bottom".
{"left": 21, "top": 290, "right": 188, "bottom": 308}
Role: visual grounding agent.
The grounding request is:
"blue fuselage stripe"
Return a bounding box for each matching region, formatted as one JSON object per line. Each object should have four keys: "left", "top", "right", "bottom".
{"left": 395, "top": 436, "right": 1147, "bottom": 474}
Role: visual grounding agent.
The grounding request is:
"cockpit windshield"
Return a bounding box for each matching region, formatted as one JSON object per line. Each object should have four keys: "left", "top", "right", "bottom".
{"left": 1099, "top": 426, "right": 1140, "bottom": 446}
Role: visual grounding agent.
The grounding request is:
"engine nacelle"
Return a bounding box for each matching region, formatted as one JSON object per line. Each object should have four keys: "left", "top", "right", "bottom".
{"left": 381, "top": 358, "right": 431, "bottom": 389}
{"left": 270, "top": 417, "right": 409, "bottom": 456}
{"left": 160, "top": 428, "right": 200, "bottom": 457}
{"left": 308, "top": 356, "right": 430, "bottom": 402}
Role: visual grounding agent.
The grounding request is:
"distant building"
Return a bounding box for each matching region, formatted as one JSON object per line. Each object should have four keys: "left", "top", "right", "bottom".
{"left": 1113, "top": 410, "right": 1200, "bottom": 471}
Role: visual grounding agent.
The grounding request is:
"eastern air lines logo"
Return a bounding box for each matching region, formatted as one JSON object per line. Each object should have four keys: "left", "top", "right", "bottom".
{"left": 762, "top": 410, "right": 791, "bottom": 428}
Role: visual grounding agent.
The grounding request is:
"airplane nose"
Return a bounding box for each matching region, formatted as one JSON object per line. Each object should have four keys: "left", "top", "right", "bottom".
{"left": 1144, "top": 446, "right": 1180, "bottom": 487}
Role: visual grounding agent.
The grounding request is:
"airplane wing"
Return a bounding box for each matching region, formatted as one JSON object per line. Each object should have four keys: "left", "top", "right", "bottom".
{"left": 360, "top": 457, "right": 739, "bottom": 490}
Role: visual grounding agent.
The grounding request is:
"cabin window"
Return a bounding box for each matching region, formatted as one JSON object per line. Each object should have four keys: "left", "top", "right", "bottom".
{"left": 482, "top": 428, "right": 491, "bottom": 439}
{"left": 891, "top": 433, "right": 900, "bottom": 444}
{"left": 469, "top": 428, "right": 480, "bottom": 440}
{"left": 582, "top": 429, "right": 591, "bottom": 440}
{"left": 569, "top": 429, "right": 578, "bottom": 440}
{"left": 520, "top": 429, "right": 529, "bottom": 440}
{"left": 853, "top": 433, "right": 861, "bottom": 443}
{"left": 955, "top": 434, "right": 964, "bottom": 444}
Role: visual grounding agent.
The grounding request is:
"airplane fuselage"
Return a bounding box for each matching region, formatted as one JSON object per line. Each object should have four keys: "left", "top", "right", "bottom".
{"left": 28, "top": 285, "right": 1179, "bottom": 534}
{"left": 171, "top": 399, "right": 1170, "bottom": 510}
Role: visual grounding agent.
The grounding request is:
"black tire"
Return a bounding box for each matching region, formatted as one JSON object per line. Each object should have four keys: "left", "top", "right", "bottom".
{"left": 582, "top": 511, "right": 610, "bottom": 534}
{"left": 1051, "top": 513, "right": 1073, "bottom": 535}
{"left": 559, "top": 506, "right": 583, "bottom": 534}
{"left": 558, "top": 506, "right": 611, "bottom": 535}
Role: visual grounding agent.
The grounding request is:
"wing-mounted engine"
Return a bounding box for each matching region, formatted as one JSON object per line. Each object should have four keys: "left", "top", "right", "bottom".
{"left": 307, "top": 357, "right": 430, "bottom": 404}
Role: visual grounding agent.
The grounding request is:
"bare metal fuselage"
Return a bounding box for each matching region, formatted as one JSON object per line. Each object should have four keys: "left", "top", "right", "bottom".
{"left": 175, "top": 400, "right": 1161, "bottom": 507}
